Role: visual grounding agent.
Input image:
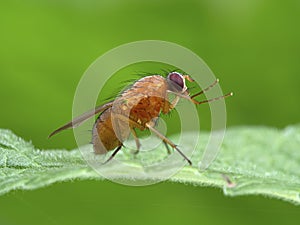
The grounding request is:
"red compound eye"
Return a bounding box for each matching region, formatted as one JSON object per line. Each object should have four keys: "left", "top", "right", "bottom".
{"left": 167, "top": 72, "right": 184, "bottom": 89}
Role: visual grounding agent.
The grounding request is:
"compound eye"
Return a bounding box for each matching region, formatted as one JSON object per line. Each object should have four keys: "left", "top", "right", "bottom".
{"left": 167, "top": 72, "right": 184, "bottom": 90}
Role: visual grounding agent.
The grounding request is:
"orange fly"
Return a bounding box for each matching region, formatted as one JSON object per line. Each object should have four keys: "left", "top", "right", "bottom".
{"left": 49, "top": 72, "right": 232, "bottom": 165}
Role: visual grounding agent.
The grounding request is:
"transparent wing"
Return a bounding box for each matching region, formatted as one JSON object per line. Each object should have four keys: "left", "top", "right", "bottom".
{"left": 48, "top": 101, "right": 113, "bottom": 138}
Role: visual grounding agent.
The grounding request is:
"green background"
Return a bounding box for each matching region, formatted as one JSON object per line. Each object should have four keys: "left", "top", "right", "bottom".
{"left": 1, "top": 0, "right": 300, "bottom": 224}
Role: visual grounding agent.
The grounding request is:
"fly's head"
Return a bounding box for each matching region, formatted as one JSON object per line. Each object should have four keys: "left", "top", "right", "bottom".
{"left": 166, "top": 72, "right": 194, "bottom": 94}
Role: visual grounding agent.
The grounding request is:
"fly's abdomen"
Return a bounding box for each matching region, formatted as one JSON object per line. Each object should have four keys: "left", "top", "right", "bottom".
{"left": 92, "top": 108, "right": 124, "bottom": 154}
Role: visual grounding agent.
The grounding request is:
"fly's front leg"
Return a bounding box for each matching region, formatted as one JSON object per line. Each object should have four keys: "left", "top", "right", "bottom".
{"left": 162, "top": 95, "right": 181, "bottom": 114}
{"left": 168, "top": 90, "right": 233, "bottom": 105}
{"left": 189, "top": 79, "right": 233, "bottom": 104}
{"left": 190, "top": 79, "right": 219, "bottom": 99}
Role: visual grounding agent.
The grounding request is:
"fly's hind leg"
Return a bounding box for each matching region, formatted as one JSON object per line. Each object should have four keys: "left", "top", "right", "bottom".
{"left": 131, "top": 127, "right": 141, "bottom": 155}
{"left": 163, "top": 141, "right": 172, "bottom": 155}
{"left": 115, "top": 114, "right": 170, "bottom": 157}
{"left": 102, "top": 145, "right": 123, "bottom": 164}
{"left": 111, "top": 113, "right": 145, "bottom": 156}
{"left": 107, "top": 113, "right": 192, "bottom": 164}
{"left": 145, "top": 123, "right": 192, "bottom": 165}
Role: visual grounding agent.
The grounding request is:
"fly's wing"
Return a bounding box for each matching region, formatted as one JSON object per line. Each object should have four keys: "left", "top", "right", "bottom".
{"left": 48, "top": 101, "right": 113, "bottom": 138}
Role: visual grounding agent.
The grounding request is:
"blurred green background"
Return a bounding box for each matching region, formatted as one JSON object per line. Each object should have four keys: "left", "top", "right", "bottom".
{"left": 1, "top": 0, "right": 300, "bottom": 224}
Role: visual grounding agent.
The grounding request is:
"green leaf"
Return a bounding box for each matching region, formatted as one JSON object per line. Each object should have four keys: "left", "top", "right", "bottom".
{"left": 0, "top": 126, "right": 300, "bottom": 205}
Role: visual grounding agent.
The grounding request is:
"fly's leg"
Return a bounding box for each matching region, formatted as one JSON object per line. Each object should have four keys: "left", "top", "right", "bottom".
{"left": 111, "top": 113, "right": 185, "bottom": 161}
{"left": 186, "top": 78, "right": 232, "bottom": 103}
{"left": 191, "top": 92, "right": 233, "bottom": 105}
{"left": 164, "top": 79, "right": 222, "bottom": 113}
{"left": 221, "top": 174, "right": 236, "bottom": 188}
{"left": 169, "top": 90, "right": 233, "bottom": 105}
{"left": 131, "top": 127, "right": 141, "bottom": 154}
{"left": 162, "top": 93, "right": 181, "bottom": 114}
{"left": 189, "top": 79, "right": 233, "bottom": 104}
{"left": 145, "top": 123, "right": 192, "bottom": 165}
{"left": 168, "top": 78, "right": 233, "bottom": 105}
{"left": 148, "top": 118, "right": 171, "bottom": 154}
{"left": 111, "top": 113, "right": 145, "bottom": 155}
{"left": 112, "top": 113, "right": 144, "bottom": 129}
{"left": 102, "top": 145, "right": 123, "bottom": 164}
{"left": 163, "top": 141, "right": 172, "bottom": 154}
{"left": 190, "top": 79, "right": 219, "bottom": 99}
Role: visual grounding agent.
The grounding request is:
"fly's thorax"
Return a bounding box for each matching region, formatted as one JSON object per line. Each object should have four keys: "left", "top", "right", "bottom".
{"left": 130, "top": 75, "right": 168, "bottom": 97}
{"left": 110, "top": 75, "right": 169, "bottom": 126}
